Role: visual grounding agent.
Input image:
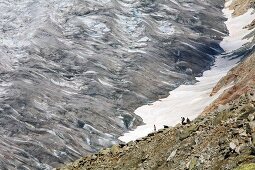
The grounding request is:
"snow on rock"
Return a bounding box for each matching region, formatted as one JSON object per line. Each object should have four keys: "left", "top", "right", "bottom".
{"left": 220, "top": 0, "right": 255, "bottom": 52}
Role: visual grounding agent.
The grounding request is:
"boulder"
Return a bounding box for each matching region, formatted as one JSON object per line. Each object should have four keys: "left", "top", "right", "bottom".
{"left": 179, "top": 124, "right": 199, "bottom": 141}
{"left": 248, "top": 114, "right": 255, "bottom": 122}
{"left": 230, "top": 142, "right": 237, "bottom": 150}
{"left": 251, "top": 133, "right": 255, "bottom": 145}
{"left": 91, "top": 155, "right": 97, "bottom": 160}
{"left": 233, "top": 163, "right": 255, "bottom": 170}
{"left": 99, "top": 148, "right": 111, "bottom": 155}
{"left": 148, "top": 132, "right": 156, "bottom": 137}
{"left": 249, "top": 121, "right": 255, "bottom": 132}
{"left": 167, "top": 149, "right": 177, "bottom": 162}
{"left": 127, "top": 141, "right": 135, "bottom": 147}
{"left": 111, "top": 144, "right": 121, "bottom": 155}
{"left": 123, "top": 146, "right": 130, "bottom": 151}
{"left": 187, "top": 158, "right": 197, "bottom": 170}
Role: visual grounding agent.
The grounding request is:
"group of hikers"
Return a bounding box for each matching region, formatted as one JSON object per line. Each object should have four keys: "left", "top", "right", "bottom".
{"left": 153, "top": 117, "right": 191, "bottom": 131}
{"left": 181, "top": 117, "right": 191, "bottom": 125}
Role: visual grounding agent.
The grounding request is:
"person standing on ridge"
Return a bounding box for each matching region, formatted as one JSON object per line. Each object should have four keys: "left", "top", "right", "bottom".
{"left": 154, "top": 125, "right": 156, "bottom": 132}
{"left": 181, "top": 117, "right": 186, "bottom": 125}
{"left": 186, "top": 118, "right": 191, "bottom": 124}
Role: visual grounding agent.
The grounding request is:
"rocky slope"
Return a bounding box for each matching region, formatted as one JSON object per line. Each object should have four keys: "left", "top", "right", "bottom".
{"left": 0, "top": 0, "right": 228, "bottom": 169}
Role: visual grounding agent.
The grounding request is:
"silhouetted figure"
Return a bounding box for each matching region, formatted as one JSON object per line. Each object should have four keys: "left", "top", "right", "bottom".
{"left": 163, "top": 125, "right": 169, "bottom": 129}
{"left": 154, "top": 125, "right": 156, "bottom": 132}
{"left": 181, "top": 117, "right": 187, "bottom": 125}
{"left": 186, "top": 118, "right": 191, "bottom": 124}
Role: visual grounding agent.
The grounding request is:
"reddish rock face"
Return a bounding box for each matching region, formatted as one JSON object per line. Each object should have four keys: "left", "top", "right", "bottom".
{"left": 229, "top": 0, "right": 255, "bottom": 16}
{"left": 203, "top": 52, "right": 255, "bottom": 115}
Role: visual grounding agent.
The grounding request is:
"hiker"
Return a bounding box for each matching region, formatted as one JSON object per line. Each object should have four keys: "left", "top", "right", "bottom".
{"left": 154, "top": 125, "right": 156, "bottom": 132}
{"left": 181, "top": 117, "right": 186, "bottom": 125}
{"left": 186, "top": 117, "right": 191, "bottom": 124}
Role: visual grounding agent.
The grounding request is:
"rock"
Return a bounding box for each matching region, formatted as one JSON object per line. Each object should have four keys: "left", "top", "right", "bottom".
{"left": 179, "top": 124, "right": 199, "bottom": 141}
{"left": 119, "top": 152, "right": 125, "bottom": 157}
{"left": 240, "top": 131, "right": 248, "bottom": 137}
{"left": 235, "top": 145, "right": 241, "bottom": 154}
{"left": 99, "top": 148, "right": 111, "bottom": 155}
{"left": 71, "top": 162, "right": 79, "bottom": 169}
{"left": 91, "top": 155, "right": 97, "bottom": 160}
{"left": 232, "top": 128, "right": 247, "bottom": 137}
{"left": 141, "top": 154, "right": 149, "bottom": 162}
{"left": 138, "top": 163, "right": 143, "bottom": 169}
{"left": 148, "top": 132, "right": 156, "bottom": 137}
{"left": 123, "top": 146, "right": 130, "bottom": 151}
{"left": 251, "top": 133, "right": 255, "bottom": 145}
{"left": 136, "top": 138, "right": 144, "bottom": 142}
{"left": 185, "top": 68, "right": 193, "bottom": 75}
{"left": 142, "top": 137, "right": 147, "bottom": 141}
{"left": 111, "top": 145, "right": 121, "bottom": 155}
{"left": 127, "top": 141, "right": 135, "bottom": 147}
{"left": 158, "top": 129, "right": 165, "bottom": 132}
{"left": 146, "top": 138, "right": 152, "bottom": 142}
{"left": 187, "top": 158, "right": 197, "bottom": 170}
{"left": 179, "top": 131, "right": 190, "bottom": 141}
{"left": 199, "top": 155, "right": 205, "bottom": 163}
{"left": 113, "top": 166, "right": 120, "bottom": 170}
{"left": 236, "top": 144, "right": 253, "bottom": 155}
{"left": 233, "top": 163, "right": 255, "bottom": 170}
{"left": 195, "top": 138, "right": 200, "bottom": 145}
{"left": 230, "top": 142, "right": 237, "bottom": 150}
{"left": 248, "top": 114, "right": 255, "bottom": 121}
{"left": 219, "top": 138, "right": 226, "bottom": 145}
{"left": 119, "top": 143, "right": 126, "bottom": 148}
{"left": 236, "top": 120, "right": 244, "bottom": 128}
{"left": 218, "top": 104, "right": 227, "bottom": 112}
{"left": 245, "top": 123, "right": 252, "bottom": 134}
{"left": 167, "top": 149, "right": 177, "bottom": 162}
{"left": 239, "top": 111, "right": 252, "bottom": 120}
{"left": 231, "top": 128, "right": 240, "bottom": 135}
{"left": 249, "top": 121, "right": 255, "bottom": 132}
{"left": 163, "top": 129, "right": 171, "bottom": 134}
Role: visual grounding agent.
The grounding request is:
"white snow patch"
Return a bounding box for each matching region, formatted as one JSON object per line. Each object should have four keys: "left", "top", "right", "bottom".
{"left": 119, "top": 56, "right": 239, "bottom": 142}
{"left": 220, "top": 0, "right": 255, "bottom": 52}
